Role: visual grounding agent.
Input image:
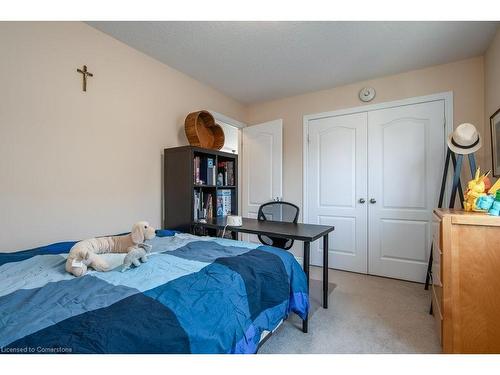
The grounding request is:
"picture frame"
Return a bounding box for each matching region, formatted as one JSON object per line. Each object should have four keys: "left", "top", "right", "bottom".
{"left": 491, "top": 107, "right": 500, "bottom": 177}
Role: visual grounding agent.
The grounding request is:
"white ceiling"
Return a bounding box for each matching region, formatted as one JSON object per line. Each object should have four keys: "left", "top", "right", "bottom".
{"left": 87, "top": 21, "right": 498, "bottom": 104}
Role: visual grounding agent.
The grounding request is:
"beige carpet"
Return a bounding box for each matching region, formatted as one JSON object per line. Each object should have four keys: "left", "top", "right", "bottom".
{"left": 259, "top": 268, "right": 441, "bottom": 354}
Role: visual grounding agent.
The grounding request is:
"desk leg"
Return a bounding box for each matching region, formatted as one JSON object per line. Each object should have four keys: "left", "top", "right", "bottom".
{"left": 323, "top": 234, "right": 328, "bottom": 309}
{"left": 302, "top": 241, "right": 310, "bottom": 333}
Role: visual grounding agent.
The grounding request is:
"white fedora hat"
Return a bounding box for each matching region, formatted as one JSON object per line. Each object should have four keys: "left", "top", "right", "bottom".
{"left": 447, "top": 123, "right": 482, "bottom": 155}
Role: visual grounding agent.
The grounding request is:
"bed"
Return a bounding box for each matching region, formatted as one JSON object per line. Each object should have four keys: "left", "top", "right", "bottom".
{"left": 0, "top": 231, "right": 308, "bottom": 354}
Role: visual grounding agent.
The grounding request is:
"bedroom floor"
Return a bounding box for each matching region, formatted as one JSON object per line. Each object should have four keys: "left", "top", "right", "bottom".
{"left": 260, "top": 267, "right": 441, "bottom": 354}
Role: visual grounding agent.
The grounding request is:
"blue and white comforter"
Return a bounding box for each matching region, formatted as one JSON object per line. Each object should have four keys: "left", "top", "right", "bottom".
{"left": 0, "top": 232, "right": 308, "bottom": 354}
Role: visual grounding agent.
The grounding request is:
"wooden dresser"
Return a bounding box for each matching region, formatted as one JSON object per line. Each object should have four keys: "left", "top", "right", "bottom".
{"left": 432, "top": 209, "right": 500, "bottom": 353}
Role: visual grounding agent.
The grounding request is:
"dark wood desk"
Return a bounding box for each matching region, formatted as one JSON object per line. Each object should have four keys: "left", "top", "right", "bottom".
{"left": 193, "top": 217, "right": 334, "bottom": 333}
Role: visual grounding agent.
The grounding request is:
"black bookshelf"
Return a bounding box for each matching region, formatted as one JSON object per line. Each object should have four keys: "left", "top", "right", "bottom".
{"left": 163, "top": 146, "right": 238, "bottom": 233}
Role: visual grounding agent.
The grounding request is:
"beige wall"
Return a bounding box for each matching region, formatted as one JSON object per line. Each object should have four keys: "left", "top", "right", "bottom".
{"left": 0, "top": 22, "right": 246, "bottom": 251}
{"left": 485, "top": 27, "right": 500, "bottom": 175}
{"left": 246, "top": 57, "right": 485, "bottom": 221}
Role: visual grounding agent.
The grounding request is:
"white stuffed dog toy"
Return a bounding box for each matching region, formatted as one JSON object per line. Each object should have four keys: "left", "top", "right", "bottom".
{"left": 65, "top": 221, "right": 156, "bottom": 277}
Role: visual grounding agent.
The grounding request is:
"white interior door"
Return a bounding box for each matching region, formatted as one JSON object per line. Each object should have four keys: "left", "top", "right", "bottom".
{"left": 307, "top": 113, "right": 368, "bottom": 273}
{"left": 367, "top": 100, "right": 445, "bottom": 282}
{"left": 242, "top": 119, "right": 283, "bottom": 243}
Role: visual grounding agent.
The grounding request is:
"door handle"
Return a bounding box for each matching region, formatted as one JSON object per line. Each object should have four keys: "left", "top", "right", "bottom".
{"left": 358, "top": 198, "right": 366, "bottom": 204}
{"left": 370, "top": 198, "right": 377, "bottom": 204}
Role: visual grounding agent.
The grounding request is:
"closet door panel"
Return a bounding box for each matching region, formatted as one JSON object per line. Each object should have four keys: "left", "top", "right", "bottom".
{"left": 367, "top": 100, "right": 445, "bottom": 282}
{"left": 307, "top": 112, "right": 368, "bottom": 273}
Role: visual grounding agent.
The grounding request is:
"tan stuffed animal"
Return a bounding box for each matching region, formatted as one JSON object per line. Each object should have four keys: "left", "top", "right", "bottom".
{"left": 65, "top": 221, "right": 156, "bottom": 277}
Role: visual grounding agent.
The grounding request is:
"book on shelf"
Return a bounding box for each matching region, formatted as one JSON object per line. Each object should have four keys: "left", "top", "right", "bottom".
{"left": 216, "top": 189, "right": 232, "bottom": 217}
{"left": 227, "top": 161, "right": 234, "bottom": 186}
{"left": 206, "top": 194, "right": 213, "bottom": 219}
{"left": 194, "top": 156, "right": 200, "bottom": 185}
{"left": 207, "top": 157, "right": 215, "bottom": 185}
{"left": 193, "top": 190, "right": 200, "bottom": 220}
{"left": 199, "top": 157, "right": 208, "bottom": 185}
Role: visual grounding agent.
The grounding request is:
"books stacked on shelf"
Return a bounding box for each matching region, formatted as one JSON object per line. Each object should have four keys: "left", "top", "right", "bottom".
{"left": 216, "top": 189, "right": 232, "bottom": 217}
{"left": 216, "top": 161, "right": 235, "bottom": 186}
{"left": 193, "top": 155, "right": 216, "bottom": 185}
{"left": 194, "top": 190, "right": 214, "bottom": 221}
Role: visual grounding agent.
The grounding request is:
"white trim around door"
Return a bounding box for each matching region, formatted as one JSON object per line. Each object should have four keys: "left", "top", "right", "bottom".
{"left": 209, "top": 110, "right": 247, "bottom": 129}
{"left": 303, "top": 92, "right": 453, "bottom": 279}
{"left": 303, "top": 91, "right": 453, "bottom": 225}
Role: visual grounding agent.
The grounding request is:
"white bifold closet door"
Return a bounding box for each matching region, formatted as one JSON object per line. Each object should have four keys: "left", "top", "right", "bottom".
{"left": 367, "top": 101, "right": 445, "bottom": 281}
{"left": 307, "top": 100, "right": 445, "bottom": 282}
{"left": 307, "top": 112, "right": 368, "bottom": 273}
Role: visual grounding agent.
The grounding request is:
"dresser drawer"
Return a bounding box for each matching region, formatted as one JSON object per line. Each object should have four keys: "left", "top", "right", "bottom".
{"left": 432, "top": 284, "right": 443, "bottom": 344}
{"left": 432, "top": 215, "right": 443, "bottom": 287}
{"left": 432, "top": 213, "right": 443, "bottom": 251}
{"left": 432, "top": 236, "right": 443, "bottom": 286}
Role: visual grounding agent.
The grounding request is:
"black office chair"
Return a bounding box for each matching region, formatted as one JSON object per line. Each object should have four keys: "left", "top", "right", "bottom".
{"left": 257, "top": 201, "right": 300, "bottom": 250}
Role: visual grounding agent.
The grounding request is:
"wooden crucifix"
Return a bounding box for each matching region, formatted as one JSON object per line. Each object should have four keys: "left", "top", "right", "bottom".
{"left": 76, "top": 65, "right": 93, "bottom": 92}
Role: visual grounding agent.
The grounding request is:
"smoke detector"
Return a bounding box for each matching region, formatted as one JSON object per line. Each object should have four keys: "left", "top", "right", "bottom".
{"left": 359, "top": 87, "right": 376, "bottom": 102}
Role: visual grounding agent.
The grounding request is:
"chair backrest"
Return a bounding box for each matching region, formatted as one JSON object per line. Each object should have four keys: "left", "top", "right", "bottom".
{"left": 257, "top": 201, "right": 300, "bottom": 250}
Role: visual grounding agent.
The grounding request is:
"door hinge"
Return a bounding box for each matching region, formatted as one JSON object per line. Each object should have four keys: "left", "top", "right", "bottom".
{"left": 307, "top": 133, "right": 310, "bottom": 143}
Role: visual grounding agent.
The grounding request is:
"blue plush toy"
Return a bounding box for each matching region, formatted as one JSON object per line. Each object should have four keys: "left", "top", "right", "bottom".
{"left": 474, "top": 193, "right": 500, "bottom": 216}
{"left": 489, "top": 201, "right": 500, "bottom": 216}
{"left": 476, "top": 195, "right": 495, "bottom": 211}
{"left": 474, "top": 178, "right": 500, "bottom": 215}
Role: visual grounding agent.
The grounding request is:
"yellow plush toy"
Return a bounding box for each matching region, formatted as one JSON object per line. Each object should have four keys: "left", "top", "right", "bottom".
{"left": 464, "top": 168, "right": 488, "bottom": 211}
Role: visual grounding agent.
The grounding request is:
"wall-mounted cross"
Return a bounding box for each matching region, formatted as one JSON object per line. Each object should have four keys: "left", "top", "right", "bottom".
{"left": 76, "top": 65, "right": 93, "bottom": 92}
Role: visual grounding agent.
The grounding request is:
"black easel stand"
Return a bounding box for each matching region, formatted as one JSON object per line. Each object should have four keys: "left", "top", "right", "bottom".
{"left": 425, "top": 148, "right": 477, "bottom": 313}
